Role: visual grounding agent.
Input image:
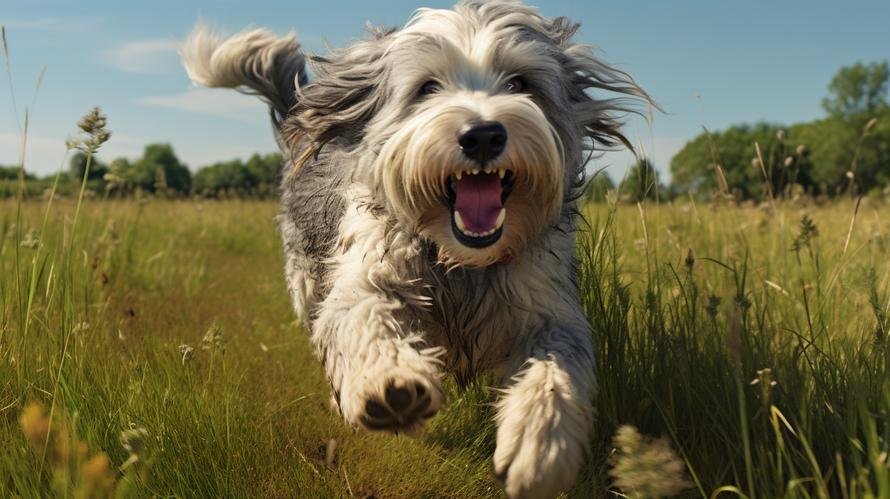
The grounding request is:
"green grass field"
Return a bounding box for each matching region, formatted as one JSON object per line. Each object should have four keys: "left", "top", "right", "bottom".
{"left": 2, "top": 195, "right": 889, "bottom": 498}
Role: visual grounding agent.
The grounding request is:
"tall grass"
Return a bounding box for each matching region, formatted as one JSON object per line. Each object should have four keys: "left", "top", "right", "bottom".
{"left": 579, "top": 199, "right": 890, "bottom": 498}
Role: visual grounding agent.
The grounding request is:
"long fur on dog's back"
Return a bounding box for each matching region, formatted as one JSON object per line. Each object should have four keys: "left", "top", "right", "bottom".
{"left": 180, "top": 23, "right": 306, "bottom": 125}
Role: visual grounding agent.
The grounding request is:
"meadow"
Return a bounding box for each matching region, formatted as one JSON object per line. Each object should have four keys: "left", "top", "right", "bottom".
{"left": 2, "top": 186, "right": 889, "bottom": 497}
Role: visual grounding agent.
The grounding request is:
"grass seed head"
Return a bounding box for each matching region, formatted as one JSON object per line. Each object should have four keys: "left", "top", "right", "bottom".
{"left": 68, "top": 106, "right": 111, "bottom": 154}
{"left": 609, "top": 425, "right": 692, "bottom": 498}
{"left": 179, "top": 344, "right": 195, "bottom": 365}
{"left": 200, "top": 322, "right": 224, "bottom": 352}
{"left": 776, "top": 129, "right": 786, "bottom": 142}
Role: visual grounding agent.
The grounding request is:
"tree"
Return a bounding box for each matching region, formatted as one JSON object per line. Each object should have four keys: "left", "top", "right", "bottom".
{"left": 582, "top": 172, "right": 615, "bottom": 203}
{"left": 193, "top": 152, "right": 284, "bottom": 197}
{"left": 69, "top": 151, "right": 108, "bottom": 181}
{"left": 0, "top": 166, "right": 35, "bottom": 180}
{"left": 794, "top": 109, "right": 890, "bottom": 195}
{"left": 822, "top": 61, "right": 889, "bottom": 119}
{"left": 620, "top": 157, "right": 662, "bottom": 202}
{"left": 128, "top": 144, "right": 191, "bottom": 194}
{"left": 671, "top": 123, "right": 817, "bottom": 200}
{"left": 245, "top": 153, "right": 283, "bottom": 186}
{"left": 193, "top": 160, "right": 251, "bottom": 196}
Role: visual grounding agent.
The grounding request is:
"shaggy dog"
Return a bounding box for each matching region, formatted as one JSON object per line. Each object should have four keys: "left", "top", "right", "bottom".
{"left": 182, "top": 1, "right": 649, "bottom": 496}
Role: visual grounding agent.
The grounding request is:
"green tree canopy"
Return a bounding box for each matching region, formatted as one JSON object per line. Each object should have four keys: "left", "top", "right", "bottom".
{"left": 620, "top": 157, "right": 662, "bottom": 202}
{"left": 822, "top": 61, "right": 889, "bottom": 119}
{"left": 0, "top": 166, "right": 35, "bottom": 180}
{"left": 582, "top": 172, "right": 615, "bottom": 203}
{"left": 69, "top": 151, "right": 108, "bottom": 181}
{"left": 192, "top": 153, "right": 283, "bottom": 197}
{"left": 125, "top": 144, "right": 191, "bottom": 193}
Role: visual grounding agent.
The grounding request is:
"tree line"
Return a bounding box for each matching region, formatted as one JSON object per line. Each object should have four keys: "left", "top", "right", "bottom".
{"left": 5, "top": 60, "right": 887, "bottom": 203}
{"left": 1, "top": 145, "right": 284, "bottom": 199}
{"left": 587, "top": 60, "right": 889, "bottom": 203}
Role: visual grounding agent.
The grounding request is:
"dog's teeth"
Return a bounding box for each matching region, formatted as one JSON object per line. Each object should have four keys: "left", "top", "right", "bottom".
{"left": 455, "top": 171, "right": 462, "bottom": 180}
{"left": 484, "top": 167, "right": 493, "bottom": 174}
{"left": 498, "top": 168, "right": 506, "bottom": 179}
{"left": 471, "top": 168, "right": 480, "bottom": 175}
{"left": 454, "top": 211, "right": 466, "bottom": 232}
{"left": 495, "top": 208, "right": 506, "bottom": 229}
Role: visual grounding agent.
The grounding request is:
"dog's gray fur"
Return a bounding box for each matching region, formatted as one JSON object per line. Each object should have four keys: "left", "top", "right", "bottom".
{"left": 182, "top": 2, "right": 650, "bottom": 496}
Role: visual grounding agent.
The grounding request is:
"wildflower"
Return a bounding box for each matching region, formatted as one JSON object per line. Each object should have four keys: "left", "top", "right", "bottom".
{"left": 609, "top": 425, "right": 692, "bottom": 498}
{"left": 179, "top": 344, "right": 194, "bottom": 365}
{"left": 120, "top": 427, "right": 148, "bottom": 470}
{"left": 67, "top": 107, "right": 111, "bottom": 155}
{"left": 201, "top": 323, "right": 224, "bottom": 352}
{"left": 20, "top": 228, "right": 39, "bottom": 249}
{"left": 751, "top": 158, "right": 761, "bottom": 168}
{"left": 776, "top": 129, "right": 786, "bottom": 142}
{"left": 751, "top": 368, "right": 778, "bottom": 407}
{"left": 19, "top": 403, "right": 50, "bottom": 450}
{"left": 751, "top": 367, "right": 777, "bottom": 387}
{"left": 82, "top": 453, "right": 116, "bottom": 494}
{"left": 783, "top": 156, "right": 794, "bottom": 167}
{"left": 796, "top": 144, "right": 806, "bottom": 156}
{"left": 20, "top": 401, "right": 73, "bottom": 466}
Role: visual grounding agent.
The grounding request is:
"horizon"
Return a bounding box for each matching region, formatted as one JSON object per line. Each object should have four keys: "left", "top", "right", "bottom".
{"left": 2, "top": 0, "right": 889, "bottom": 183}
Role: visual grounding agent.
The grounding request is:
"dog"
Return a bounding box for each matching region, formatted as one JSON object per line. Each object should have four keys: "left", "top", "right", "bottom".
{"left": 181, "top": 1, "right": 649, "bottom": 496}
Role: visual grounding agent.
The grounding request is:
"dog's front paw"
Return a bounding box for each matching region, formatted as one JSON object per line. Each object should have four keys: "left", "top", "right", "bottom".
{"left": 341, "top": 370, "right": 443, "bottom": 433}
{"left": 360, "top": 377, "right": 441, "bottom": 432}
{"left": 492, "top": 358, "right": 592, "bottom": 498}
{"left": 493, "top": 410, "right": 586, "bottom": 499}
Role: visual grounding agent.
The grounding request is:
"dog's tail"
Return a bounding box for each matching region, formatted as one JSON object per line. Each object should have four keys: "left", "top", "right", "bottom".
{"left": 180, "top": 23, "right": 306, "bottom": 127}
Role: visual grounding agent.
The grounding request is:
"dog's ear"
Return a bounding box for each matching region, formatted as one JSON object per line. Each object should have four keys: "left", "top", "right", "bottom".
{"left": 283, "top": 30, "right": 393, "bottom": 169}
{"left": 546, "top": 17, "right": 655, "bottom": 152}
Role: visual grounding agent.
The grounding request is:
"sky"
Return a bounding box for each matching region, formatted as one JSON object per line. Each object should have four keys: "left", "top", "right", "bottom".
{"left": 2, "top": 0, "right": 889, "bottom": 183}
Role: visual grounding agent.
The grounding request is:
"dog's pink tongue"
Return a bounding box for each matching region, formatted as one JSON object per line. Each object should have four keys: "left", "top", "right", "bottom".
{"left": 453, "top": 173, "right": 503, "bottom": 233}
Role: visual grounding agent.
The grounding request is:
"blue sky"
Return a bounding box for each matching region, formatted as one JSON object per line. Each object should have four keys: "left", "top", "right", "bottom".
{"left": 2, "top": 0, "right": 888, "bottom": 182}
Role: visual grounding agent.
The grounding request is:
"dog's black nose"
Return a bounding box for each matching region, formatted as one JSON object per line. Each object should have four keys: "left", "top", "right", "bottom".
{"left": 458, "top": 121, "right": 507, "bottom": 165}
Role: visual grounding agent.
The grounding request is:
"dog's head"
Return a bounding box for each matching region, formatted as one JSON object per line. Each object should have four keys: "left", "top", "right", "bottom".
{"left": 284, "top": 0, "right": 651, "bottom": 267}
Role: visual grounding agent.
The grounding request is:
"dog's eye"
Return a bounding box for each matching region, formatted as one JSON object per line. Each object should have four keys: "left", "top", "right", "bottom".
{"left": 504, "top": 77, "right": 526, "bottom": 93}
{"left": 418, "top": 81, "right": 442, "bottom": 96}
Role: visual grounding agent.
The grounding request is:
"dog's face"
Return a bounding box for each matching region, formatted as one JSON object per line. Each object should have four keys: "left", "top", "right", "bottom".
{"left": 286, "top": 1, "right": 648, "bottom": 267}
{"left": 371, "top": 6, "right": 572, "bottom": 268}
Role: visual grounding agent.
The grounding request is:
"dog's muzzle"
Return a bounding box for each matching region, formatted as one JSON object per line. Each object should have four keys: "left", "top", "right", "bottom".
{"left": 443, "top": 121, "right": 514, "bottom": 249}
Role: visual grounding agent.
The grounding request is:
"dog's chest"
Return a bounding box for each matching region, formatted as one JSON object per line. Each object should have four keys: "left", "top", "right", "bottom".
{"left": 412, "top": 266, "right": 533, "bottom": 381}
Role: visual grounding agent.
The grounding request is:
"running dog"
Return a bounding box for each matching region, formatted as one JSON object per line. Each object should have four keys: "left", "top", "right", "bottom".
{"left": 181, "top": 2, "right": 649, "bottom": 496}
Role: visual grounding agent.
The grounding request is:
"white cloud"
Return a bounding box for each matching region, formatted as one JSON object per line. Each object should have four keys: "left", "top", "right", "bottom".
{"left": 102, "top": 39, "right": 179, "bottom": 74}
{"left": 3, "top": 17, "right": 97, "bottom": 34}
{"left": 137, "top": 88, "right": 266, "bottom": 123}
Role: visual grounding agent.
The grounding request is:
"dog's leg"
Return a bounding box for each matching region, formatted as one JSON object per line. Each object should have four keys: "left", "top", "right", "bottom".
{"left": 313, "top": 188, "right": 443, "bottom": 432}
{"left": 493, "top": 309, "right": 595, "bottom": 498}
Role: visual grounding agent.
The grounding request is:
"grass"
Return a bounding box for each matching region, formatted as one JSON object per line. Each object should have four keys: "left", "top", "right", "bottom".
{"left": 2, "top": 193, "right": 889, "bottom": 498}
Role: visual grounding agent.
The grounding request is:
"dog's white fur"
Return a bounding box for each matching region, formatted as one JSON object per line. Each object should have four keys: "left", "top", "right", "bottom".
{"left": 182, "top": 2, "right": 649, "bottom": 497}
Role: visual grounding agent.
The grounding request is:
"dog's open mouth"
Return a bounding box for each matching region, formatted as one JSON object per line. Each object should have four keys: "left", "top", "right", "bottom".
{"left": 444, "top": 168, "right": 514, "bottom": 248}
